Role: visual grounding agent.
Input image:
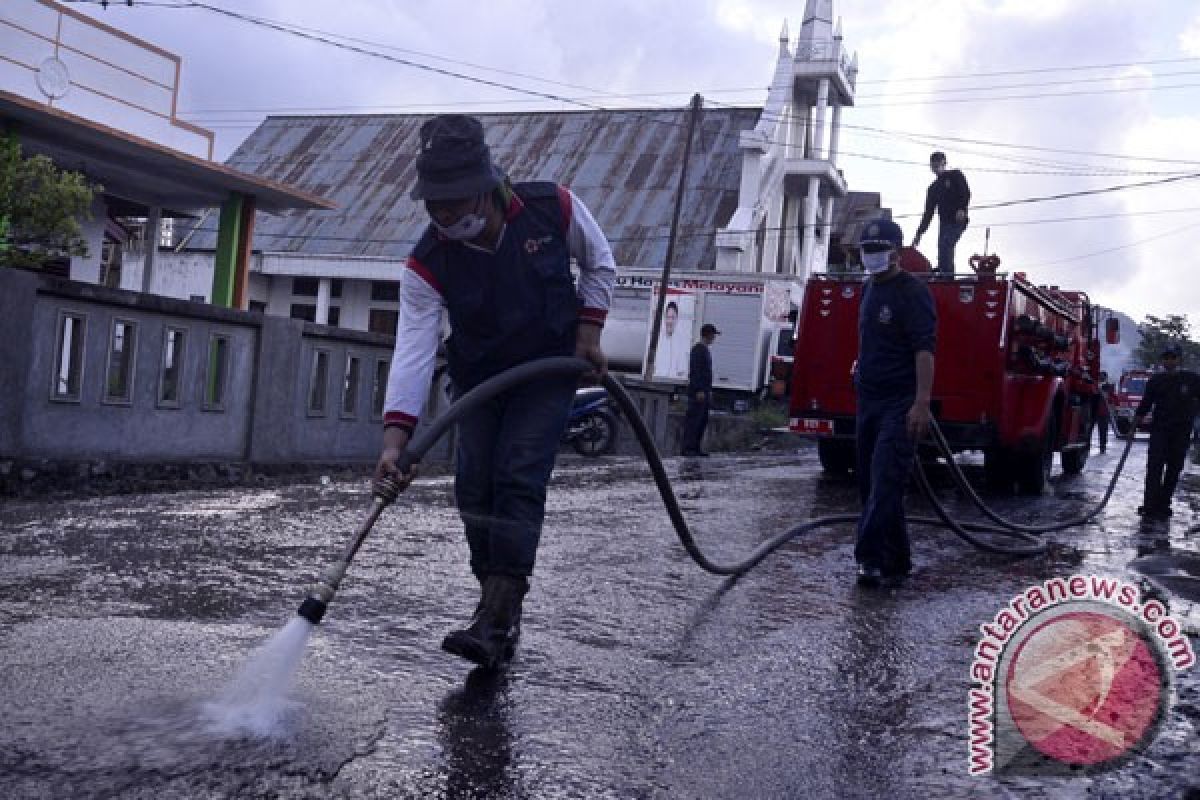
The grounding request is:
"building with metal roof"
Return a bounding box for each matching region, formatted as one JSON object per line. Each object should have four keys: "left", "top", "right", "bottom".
{"left": 164, "top": 0, "right": 864, "bottom": 347}
{"left": 1, "top": 0, "right": 332, "bottom": 308}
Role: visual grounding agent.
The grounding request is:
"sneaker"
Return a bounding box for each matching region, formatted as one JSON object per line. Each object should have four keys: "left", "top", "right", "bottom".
{"left": 856, "top": 565, "right": 883, "bottom": 587}
{"left": 881, "top": 571, "right": 909, "bottom": 589}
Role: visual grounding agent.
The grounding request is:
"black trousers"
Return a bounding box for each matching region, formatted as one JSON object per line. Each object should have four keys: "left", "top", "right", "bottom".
{"left": 1143, "top": 426, "right": 1192, "bottom": 512}
{"left": 682, "top": 392, "right": 710, "bottom": 454}
{"left": 1094, "top": 415, "right": 1109, "bottom": 451}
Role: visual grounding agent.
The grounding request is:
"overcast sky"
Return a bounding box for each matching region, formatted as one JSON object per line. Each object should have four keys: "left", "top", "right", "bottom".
{"left": 67, "top": 0, "right": 1200, "bottom": 326}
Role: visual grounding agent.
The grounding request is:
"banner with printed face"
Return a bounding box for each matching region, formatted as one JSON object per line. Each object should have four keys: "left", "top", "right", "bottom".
{"left": 647, "top": 287, "right": 696, "bottom": 382}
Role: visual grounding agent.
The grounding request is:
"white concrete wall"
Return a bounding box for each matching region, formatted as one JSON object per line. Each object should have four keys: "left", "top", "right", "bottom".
{"left": 119, "top": 248, "right": 213, "bottom": 301}
{"left": 0, "top": 0, "right": 213, "bottom": 159}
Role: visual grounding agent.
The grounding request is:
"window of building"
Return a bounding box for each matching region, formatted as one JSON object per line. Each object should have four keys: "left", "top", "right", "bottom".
{"left": 248, "top": 300, "right": 267, "bottom": 314}
{"left": 293, "top": 277, "right": 319, "bottom": 296}
{"left": 202, "top": 335, "right": 230, "bottom": 410}
{"left": 159, "top": 327, "right": 186, "bottom": 407}
{"left": 368, "top": 308, "right": 398, "bottom": 335}
{"left": 341, "top": 355, "right": 361, "bottom": 418}
{"left": 371, "top": 281, "right": 400, "bottom": 302}
{"left": 103, "top": 319, "right": 137, "bottom": 404}
{"left": 371, "top": 358, "right": 389, "bottom": 420}
{"left": 189, "top": 294, "right": 206, "bottom": 303}
{"left": 776, "top": 195, "right": 793, "bottom": 275}
{"left": 327, "top": 306, "right": 341, "bottom": 327}
{"left": 308, "top": 349, "right": 329, "bottom": 415}
{"left": 754, "top": 218, "right": 767, "bottom": 273}
{"left": 292, "top": 278, "right": 341, "bottom": 298}
{"left": 290, "top": 304, "right": 316, "bottom": 322}
{"left": 52, "top": 311, "right": 86, "bottom": 402}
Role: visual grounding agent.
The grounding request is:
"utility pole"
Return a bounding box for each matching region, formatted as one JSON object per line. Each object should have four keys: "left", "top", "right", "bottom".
{"left": 644, "top": 93, "right": 703, "bottom": 381}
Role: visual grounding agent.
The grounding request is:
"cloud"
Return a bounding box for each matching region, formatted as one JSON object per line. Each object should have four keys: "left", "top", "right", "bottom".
{"left": 1180, "top": 11, "right": 1200, "bottom": 56}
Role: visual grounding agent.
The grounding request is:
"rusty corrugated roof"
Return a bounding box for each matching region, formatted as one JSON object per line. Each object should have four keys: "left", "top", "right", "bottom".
{"left": 188, "top": 107, "right": 762, "bottom": 269}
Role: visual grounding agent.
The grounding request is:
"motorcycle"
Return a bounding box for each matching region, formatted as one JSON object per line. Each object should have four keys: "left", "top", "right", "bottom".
{"left": 563, "top": 386, "right": 619, "bottom": 456}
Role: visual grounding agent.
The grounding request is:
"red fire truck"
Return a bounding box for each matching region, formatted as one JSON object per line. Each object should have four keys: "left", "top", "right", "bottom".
{"left": 788, "top": 249, "right": 1116, "bottom": 494}
{"left": 1112, "top": 369, "right": 1153, "bottom": 436}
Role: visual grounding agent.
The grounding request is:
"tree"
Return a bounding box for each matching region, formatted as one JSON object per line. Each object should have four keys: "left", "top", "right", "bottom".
{"left": 1133, "top": 314, "right": 1200, "bottom": 368}
{"left": 0, "top": 131, "right": 98, "bottom": 269}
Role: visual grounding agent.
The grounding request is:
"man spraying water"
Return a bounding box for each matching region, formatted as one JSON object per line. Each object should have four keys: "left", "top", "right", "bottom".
{"left": 375, "top": 114, "right": 616, "bottom": 669}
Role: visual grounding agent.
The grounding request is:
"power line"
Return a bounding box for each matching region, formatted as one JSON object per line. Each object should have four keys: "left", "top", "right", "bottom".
{"left": 177, "top": 69, "right": 1200, "bottom": 120}
{"left": 170, "top": 204, "right": 1200, "bottom": 250}
{"left": 67, "top": 0, "right": 1200, "bottom": 226}
{"left": 852, "top": 56, "right": 1200, "bottom": 84}
{"left": 1022, "top": 220, "right": 1200, "bottom": 269}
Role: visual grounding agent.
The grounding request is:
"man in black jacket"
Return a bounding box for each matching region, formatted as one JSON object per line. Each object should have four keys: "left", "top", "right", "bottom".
{"left": 1134, "top": 344, "right": 1200, "bottom": 519}
{"left": 682, "top": 323, "right": 719, "bottom": 457}
{"left": 912, "top": 151, "right": 970, "bottom": 274}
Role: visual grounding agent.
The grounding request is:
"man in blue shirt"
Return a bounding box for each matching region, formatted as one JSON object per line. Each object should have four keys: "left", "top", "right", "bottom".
{"left": 853, "top": 218, "right": 937, "bottom": 587}
{"left": 682, "top": 323, "right": 720, "bottom": 456}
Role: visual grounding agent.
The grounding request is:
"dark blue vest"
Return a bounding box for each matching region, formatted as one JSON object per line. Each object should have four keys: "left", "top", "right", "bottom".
{"left": 412, "top": 182, "right": 579, "bottom": 390}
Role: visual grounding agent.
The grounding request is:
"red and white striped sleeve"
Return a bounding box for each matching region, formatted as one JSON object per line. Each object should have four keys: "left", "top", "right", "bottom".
{"left": 563, "top": 188, "right": 616, "bottom": 327}
{"left": 382, "top": 257, "right": 444, "bottom": 433}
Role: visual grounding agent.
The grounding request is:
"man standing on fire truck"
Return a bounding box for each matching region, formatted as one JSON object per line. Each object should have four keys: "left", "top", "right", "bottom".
{"left": 1134, "top": 343, "right": 1200, "bottom": 519}
{"left": 854, "top": 218, "right": 937, "bottom": 588}
{"left": 912, "top": 151, "right": 970, "bottom": 274}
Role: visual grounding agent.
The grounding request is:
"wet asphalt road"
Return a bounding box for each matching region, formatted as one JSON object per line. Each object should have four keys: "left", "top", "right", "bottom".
{"left": 1, "top": 437, "right": 1197, "bottom": 799}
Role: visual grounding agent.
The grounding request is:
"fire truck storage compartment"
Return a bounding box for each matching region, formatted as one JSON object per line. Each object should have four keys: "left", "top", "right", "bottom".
{"left": 789, "top": 271, "right": 1101, "bottom": 495}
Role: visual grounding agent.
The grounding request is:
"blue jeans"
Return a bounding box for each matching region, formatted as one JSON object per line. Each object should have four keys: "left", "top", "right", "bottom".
{"left": 453, "top": 374, "right": 577, "bottom": 579}
{"left": 936, "top": 220, "right": 966, "bottom": 274}
{"left": 855, "top": 393, "right": 915, "bottom": 576}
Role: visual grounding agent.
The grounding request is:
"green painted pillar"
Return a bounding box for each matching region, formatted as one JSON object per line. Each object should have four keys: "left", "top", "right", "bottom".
{"left": 211, "top": 193, "right": 244, "bottom": 307}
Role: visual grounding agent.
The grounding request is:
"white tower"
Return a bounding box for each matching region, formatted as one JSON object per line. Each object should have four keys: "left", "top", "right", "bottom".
{"left": 715, "top": 0, "right": 856, "bottom": 279}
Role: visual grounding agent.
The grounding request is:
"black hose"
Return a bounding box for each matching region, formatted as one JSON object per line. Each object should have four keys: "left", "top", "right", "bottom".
{"left": 394, "top": 357, "right": 1130, "bottom": 575}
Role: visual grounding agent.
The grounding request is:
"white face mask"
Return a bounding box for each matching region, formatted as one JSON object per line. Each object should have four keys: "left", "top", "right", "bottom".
{"left": 431, "top": 195, "right": 489, "bottom": 240}
{"left": 861, "top": 250, "right": 893, "bottom": 275}
{"left": 434, "top": 211, "right": 488, "bottom": 241}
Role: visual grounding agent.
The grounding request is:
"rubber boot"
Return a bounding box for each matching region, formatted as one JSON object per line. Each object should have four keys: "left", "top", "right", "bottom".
{"left": 441, "top": 575, "right": 528, "bottom": 669}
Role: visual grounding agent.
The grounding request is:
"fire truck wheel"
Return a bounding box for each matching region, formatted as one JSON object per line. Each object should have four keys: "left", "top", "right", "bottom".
{"left": 1014, "top": 417, "right": 1057, "bottom": 495}
{"left": 817, "top": 439, "right": 856, "bottom": 475}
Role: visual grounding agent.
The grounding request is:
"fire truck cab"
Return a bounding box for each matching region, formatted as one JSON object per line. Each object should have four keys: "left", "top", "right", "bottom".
{"left": 1112, "top": 369, "right": 1153, "bottom": 435}
{"left": 788, "top": 250, "right": 1106, "bottom": 494}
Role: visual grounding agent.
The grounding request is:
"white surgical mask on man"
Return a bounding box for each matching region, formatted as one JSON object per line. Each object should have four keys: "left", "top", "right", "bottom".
{"left": 431, "top": 195, "right": 489, "bottom": 240}
{"left": 861, "top": 249, "right": 893, "bottom": 275}
{"left": 434, "top": 211, "right": 488, "bottom": 240}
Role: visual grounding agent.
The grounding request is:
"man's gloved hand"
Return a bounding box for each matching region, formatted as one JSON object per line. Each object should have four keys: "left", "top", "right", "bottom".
{"left": 376, "top": 426, "right": 418, "bottom": 490}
